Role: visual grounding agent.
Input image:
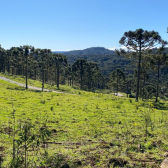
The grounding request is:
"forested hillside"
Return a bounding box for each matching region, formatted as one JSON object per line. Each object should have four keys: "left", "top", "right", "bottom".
{"left": 1, "top": 43, "right": 168, "bottom": 100}
{"left": 62, "top": 47, "right": 134, "bottom": 75}
{"left": 59, "top": 43, "right": 168, "bottom": 101}
{"left": 64, "top": 47, "right": 115, "bottom": 55}
{"left": 61, "top": 47, "right": 168, "bottom": 78}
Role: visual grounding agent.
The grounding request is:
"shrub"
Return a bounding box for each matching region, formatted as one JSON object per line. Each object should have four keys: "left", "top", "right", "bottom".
{"left": 40, "top": 100, "right": 46, "bottom": 104}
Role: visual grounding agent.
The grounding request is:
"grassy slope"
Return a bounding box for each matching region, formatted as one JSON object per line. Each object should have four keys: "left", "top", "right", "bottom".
{"left": 0, "top": 72, "right": 81, "bottom": 94}
{"left": 0, "top": 75, "right": 168, "bottom": 167}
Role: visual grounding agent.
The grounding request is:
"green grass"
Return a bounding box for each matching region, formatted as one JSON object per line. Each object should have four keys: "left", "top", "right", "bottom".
{"left": 0, "top": 72, "right": 84, "bottom": 94}
{"left": 0, "top": 74, "right": 168, "bottom": 167}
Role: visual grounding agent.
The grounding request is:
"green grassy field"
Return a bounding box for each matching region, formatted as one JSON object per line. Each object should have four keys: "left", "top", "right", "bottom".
{"left": 0, "top": 75, "right": 168, "bottom": 167}
{"left": 0, "top": 72, "right": 82, "bottom": 94}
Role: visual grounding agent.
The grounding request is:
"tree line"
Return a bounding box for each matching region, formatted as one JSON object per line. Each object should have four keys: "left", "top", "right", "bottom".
{"left": 0, "top": 45, "right": 104, "bottom": 91}
{"left": 0, "top": 28, "right": 168, "bottom": 102}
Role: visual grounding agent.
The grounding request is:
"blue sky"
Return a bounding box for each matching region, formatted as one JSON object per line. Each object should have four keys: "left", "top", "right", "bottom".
{"left": 0, "top": 0, "right": 168, "bottom": 51}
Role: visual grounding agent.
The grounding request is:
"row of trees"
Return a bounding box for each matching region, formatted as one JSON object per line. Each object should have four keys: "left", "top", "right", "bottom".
{"left": 0, "top": 28, "right": 168, "bottom": 102}
{"left": 0, "top": 45, "right": 103, "bottom": 91}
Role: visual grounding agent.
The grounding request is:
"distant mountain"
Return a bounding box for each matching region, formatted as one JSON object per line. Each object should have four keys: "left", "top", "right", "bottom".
{"left": 53, "top": 47, "right": 168, "bottom": 56}
{"left": 64, "top": 47, "right": 115, "bottom": 55}
{"left": 60, "top": 47, "right": 134, "bottom": 75}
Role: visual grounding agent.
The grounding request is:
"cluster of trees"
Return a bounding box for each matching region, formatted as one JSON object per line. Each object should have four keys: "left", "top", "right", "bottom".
{"left": 116, "top": 28, "right": 168, "bottom": 102}
{"left": 0, "top": 45, "right": 103, "bottom": 91}
{"left": 0, "top": 29, "right": 168, "bottom": 102}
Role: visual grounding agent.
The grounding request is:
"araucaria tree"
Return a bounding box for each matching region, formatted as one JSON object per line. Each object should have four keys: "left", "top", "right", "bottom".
{"left": 35, "top": 49, "right": 52, "bottom": 91}
{"left": 118, "top": 29, "right": 162, "bottom": 101}
{"left": 52, "top": 53, "right": 67, "bottom": 89}
{"left": 148, "top": 41, "right": 168, "bottom": 102}
{"left": 109, "top": 68, "right": 125, "bottom": 95}
{"left": 72, "top": 59, "right": 103, "bottom": 90}
{"left": 72, "top": 59, "right": 88, "bottom": 90}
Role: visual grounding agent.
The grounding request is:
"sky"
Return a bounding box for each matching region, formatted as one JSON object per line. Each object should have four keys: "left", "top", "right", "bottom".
{"left": 0, "top": 0, "right": 168, "bottom": 51}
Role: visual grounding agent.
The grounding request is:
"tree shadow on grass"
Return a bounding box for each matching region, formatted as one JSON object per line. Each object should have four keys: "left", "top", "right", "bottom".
{"left": 28, "top": 89, "right": 42, "bottom": 92}
{"left": 6, "top": 86, "right": 43, "bottom": 92}
{"left": 6, "top": 86, "right": 26, "bottom": 91}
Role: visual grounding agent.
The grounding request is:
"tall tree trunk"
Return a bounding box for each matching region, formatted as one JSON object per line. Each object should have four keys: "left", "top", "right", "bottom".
{"left": 80, "top": 65, "right": 83, "bottom": 90}
{"left": 139, "top": 78, "right": 142, "bottom": 98}
{"left": 127, "top": 81, "right": 129, "bottom": 98}
{"left": 68, "top": 77, "right": 69, "bottom": 86}
{"left": 156, "top": 63, "right": 160, "bottom": 102}
{"left": 34, "top": 67, "right": 36, "bottom": 80}
{"left": 54, "top": 62, "right": 57, "bottom": 86}
{"left": 3, "top": 55, "right": 5, "bottom": 71}
{"left": 142, "top": 73, "right": 146, "bottom": 101}
{"left": 116, "top": 76, "right": 119, "bottom": 95}
{"left": 8, "top": 55, "right": 10, "bottom": 73}
{"left": 25, "top": 55, "right": 28, "bottom": 89}
{"left": 42, "top": 66, "right": 44, "bottom": 91}
{"left": 136, "top": 42, "right": 142, "bottom": 102}
{"left": 80, "top": 73, "right": 83, "bottom": 90}
{"left": 72, "top": 74, "right": 73, "bottom": 87}
{"left": 46, "top": 65, "right": 48, "bottom": 82}
{"left": 3, "top": 62, "right": 5, "bottom": 73}
{"left": 70, "top": 77, "right": 71, "bottom": 86}
{"left": 22, "top": 65, "right": 24, "bottom": 76}
{"left": 12, "top": 66, "right": 14, "bottom": 75}
{"left": 57, "top": 63, "right": 59, "bottom": 89}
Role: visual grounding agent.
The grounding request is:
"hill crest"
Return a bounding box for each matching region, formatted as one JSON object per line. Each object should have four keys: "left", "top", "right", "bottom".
{"left": 53, "top": 47, "right": 115, "bottom": 55}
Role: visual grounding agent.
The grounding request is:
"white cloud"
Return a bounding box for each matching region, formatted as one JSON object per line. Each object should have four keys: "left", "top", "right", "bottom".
{"left": 120, "top": 46, "right": 127, "bottom": 50}
{"left": 107, "top": 46, "right": 120, "bottom": 50}
{"left": 108, "top": 47, "right": 116, "bottom": 50}
{"left": 108, "top": 46, "right": 125, "bottom": 50}
{"left": 52, "top": 49, "right": 81, "bottom": 52}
